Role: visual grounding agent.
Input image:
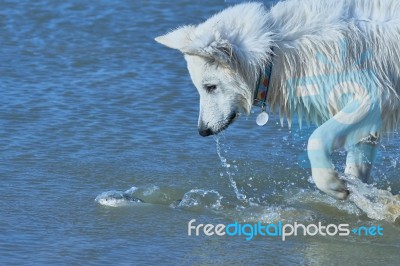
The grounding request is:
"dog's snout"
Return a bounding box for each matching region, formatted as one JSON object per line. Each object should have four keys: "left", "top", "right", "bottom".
{"left": 198, "top": 120, "right": 213, "bottom": 137}
{"left": 198, "top": 127, "right": 213, "bottom": 137}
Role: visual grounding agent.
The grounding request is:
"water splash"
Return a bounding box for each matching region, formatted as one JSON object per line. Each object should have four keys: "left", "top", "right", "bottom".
{"left": 94, "top": 174, "right": 400, "bottom": 224}
{"left": 173, "top": 189, "right": 223, "bottom": 210}
{"left": 95, "top": 186, "right": 143, "bottom": 207}
{"left": 95, "top": 185, "right": 180, "bottom": 207}
{"left": 342, "top": 174, "right": 400, "bottom": 223}
{"left": 214, "top": 135, "right": 247, "bottom": 201}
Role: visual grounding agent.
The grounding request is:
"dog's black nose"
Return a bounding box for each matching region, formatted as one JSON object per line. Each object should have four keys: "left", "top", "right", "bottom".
{"left": 199, "top": 128, "right": 213, "bottom": 137}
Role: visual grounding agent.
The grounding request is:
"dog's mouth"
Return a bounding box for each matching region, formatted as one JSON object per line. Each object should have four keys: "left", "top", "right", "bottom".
{"left": 199, "top": 112, "right": 238, "bottom": 137}
{"left": 215, "top": 111, "right": 238, "bottom": 133}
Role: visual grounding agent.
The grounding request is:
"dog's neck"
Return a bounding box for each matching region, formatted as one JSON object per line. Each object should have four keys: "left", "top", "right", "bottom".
{"left": 253, "top": 63, "right": 272, "bottom": 108}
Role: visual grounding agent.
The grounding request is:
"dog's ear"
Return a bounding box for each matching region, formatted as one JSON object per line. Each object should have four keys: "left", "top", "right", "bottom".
{"left": 155, "top": 25, "right": 195, "bottom": 51}
{"left": 182, "top": 39, "right": 237, "bottom": 67}
{"left": 156, "top": 27, "right": 237, "bottom": 67}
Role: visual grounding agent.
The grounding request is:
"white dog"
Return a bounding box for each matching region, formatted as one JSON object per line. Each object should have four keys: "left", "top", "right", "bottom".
{"left": 155, "top": 0, "right": 400, "bottom": 200}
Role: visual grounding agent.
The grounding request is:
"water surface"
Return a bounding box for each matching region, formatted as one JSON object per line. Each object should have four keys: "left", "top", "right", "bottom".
{"left": 1, "top": 0, "right": 399, "bottom": 265}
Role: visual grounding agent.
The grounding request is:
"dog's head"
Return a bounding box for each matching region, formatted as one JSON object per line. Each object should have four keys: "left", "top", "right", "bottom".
{"left": 155, "top": 3, "right": 274, "bottom": 136}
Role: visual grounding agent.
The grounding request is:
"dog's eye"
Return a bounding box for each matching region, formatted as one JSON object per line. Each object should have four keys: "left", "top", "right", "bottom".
{"left": 204, "top": 84, "right": 217, "bottom": 93}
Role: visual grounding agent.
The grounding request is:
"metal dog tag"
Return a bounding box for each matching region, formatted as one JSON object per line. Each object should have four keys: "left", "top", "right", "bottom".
{"left": 256, "top": 111, "right": 269, "bottom": 126}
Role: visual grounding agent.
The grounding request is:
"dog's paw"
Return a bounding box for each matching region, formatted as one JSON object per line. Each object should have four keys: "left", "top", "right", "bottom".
{"left": 312, "top": 169, "right": 350, "bottom": 200}
{"left": 317, "top": 178, "right": 349, "bottom": 199}
{"left": 325, "top": 185, "right": 350, "bottom": 200}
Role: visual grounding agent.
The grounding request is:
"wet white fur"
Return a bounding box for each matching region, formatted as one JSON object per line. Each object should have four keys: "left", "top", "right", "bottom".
{"left": 156, "top": 0, "right": 400, "bottom": 199}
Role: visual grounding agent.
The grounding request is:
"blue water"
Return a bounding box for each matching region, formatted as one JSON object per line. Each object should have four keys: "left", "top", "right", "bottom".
{"left": 1, "top": 0, "right": 399, "bottom": 265}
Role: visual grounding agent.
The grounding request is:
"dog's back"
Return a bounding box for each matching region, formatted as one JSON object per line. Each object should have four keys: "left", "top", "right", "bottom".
{"left": 268, "top": 0, "right": 400, "bottom": 131}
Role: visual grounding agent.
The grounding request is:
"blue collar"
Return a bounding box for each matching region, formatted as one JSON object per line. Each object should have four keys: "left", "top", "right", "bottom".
{"left": 253, "top": 63, "right": 272, "bottom": 108}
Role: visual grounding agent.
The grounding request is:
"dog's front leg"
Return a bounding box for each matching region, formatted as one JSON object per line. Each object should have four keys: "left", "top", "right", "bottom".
{"left": 344, "top": 134, "right": 379, "bottom": 182}
{"left": 307, "top": 129, "right": 349, "bottom": 199}
{"left": 307, "top": 99, "right": 381, "bottom": 199}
